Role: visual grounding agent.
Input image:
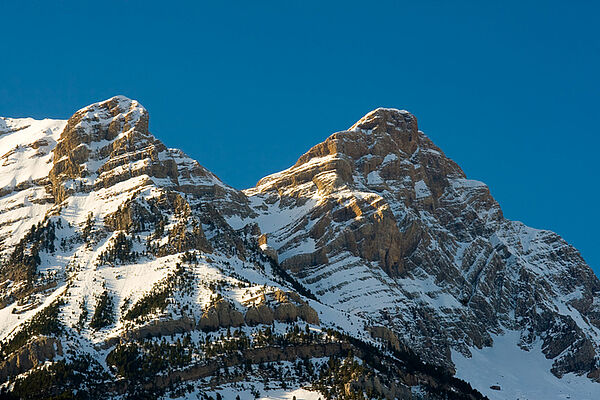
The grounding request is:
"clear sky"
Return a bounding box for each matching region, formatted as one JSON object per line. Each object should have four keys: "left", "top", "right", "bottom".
{"left": 1, "top": 1, "right": 598, "bottom": 274}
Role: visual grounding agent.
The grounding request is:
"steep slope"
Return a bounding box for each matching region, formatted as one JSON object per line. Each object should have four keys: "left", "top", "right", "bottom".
{"left": 0, "top": 98, "right": 484, "bottom": 400}
{"left": 236, "top": 108, "right": 600, "bottom": 395}
{"left": 0, "top": 116, "right": 67, "bottom": 288}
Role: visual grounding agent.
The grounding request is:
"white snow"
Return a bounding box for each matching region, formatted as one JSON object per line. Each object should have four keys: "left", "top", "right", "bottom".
{"left": 164, "top": 380, "right": 324, "bottom": 400}
{"left": 414, "top": 179, "right": 431, "bottom": 199}
{"left": 383, "top": 153, "right": 398, "bottom": 163}
{"left": 366, "top": 170, "right": 384, "bottom": 185}
{"left": 452, "top": 331, "right": 600, "bottom": 400}
{"left": 0, "top": 117, "right": 66, "bottom": 190}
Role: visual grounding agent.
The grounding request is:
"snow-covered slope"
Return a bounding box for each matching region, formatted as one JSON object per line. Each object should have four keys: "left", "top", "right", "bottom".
{"left": 236, "top": 108, "right": 600, "bottom": 397}
{"left": 0, "top": 117, "right": 66, "bottom": 251}
{"left": 0, "top": 98, "right": 484, "bottom": 400}
{"left": 452, "top": 331, "right": 599, "bottom": 400}
{"left": 0, "top": 98, "right": 598, "bottom": 399}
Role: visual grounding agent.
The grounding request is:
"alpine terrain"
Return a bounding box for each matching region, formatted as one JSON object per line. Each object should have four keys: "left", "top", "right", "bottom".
{"left": 0, "top": 96, "right": 598, "bottom": 400}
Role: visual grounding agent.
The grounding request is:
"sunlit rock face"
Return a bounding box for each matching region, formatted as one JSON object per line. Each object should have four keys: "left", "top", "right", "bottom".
{"left": 1, "top": 98, "right": 599, "bottom": 399}
{"left": 242, "top": 107, "right": 600, "bottom": 378}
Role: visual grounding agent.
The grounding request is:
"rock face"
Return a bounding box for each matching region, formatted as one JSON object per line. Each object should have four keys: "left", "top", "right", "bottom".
{"left": 125, "top": 317, "right": 196, "bottom": 340}
{"left": 369, "top": 326, "right": 401, "bottom": 351}
{"left": 195, "top": 294, "right": 319, "bottom": 330}
{"left": 46, "top": 96, "right": 252, "bottom": 217}
{"left": 198, "top": 300, "right": 245, "bottom": 331}
{"left": 244, "top": 290, "right": 319, "bottom": 325}
{"left": 274, "top": 302, "right": 298, "bottom": 322}
{"left": 298, "top": 303, "right": 319, "bottom": 325}
{"left": 0, "top": 337, "right": 63, "bottom": 382}
{"left": 258, "top": 234, "right": 279, "bottom": 263}
{"left": 49, "top": 97, "right": 151, "bottom": 202}
{"left": 242, "top": 107, "right": 600, "bottom": 378}
{"left": 1, "top": 98, "right": 599, "bottom": 398}
{"left": 244, "top": 304, "right": 274, "bottom": 326}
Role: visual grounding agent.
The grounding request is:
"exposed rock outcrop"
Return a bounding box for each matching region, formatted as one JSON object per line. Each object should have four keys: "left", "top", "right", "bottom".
{"left": 368, "top": 326, "right": 401, "bottom": 351}
{"left": 258, "top": 234, "right": 278, "bottom": 263}
{"left": 125, "top": 317, "right": 196, "bottom": 341}
{"left": 242, "top": 107, "right": 600, "bottom": 378}
{"left": 274, "top": 302, "right": 298, "bottom": 322}
{"left": 244, "top": 304, "right": 274, "bottom": 326}
{"left": 0, "top": 337, "right": 63, "bottom": 382}
{"left": 2, "top": 98, "right": 600, "bottom": 398}
{"left": 242, "top": 290, "right": 320, "bottom": 326}
{"left": 198, "top": 300, "right": 244, "bottom": 331}
{"left": 298, "top": 304, "right": 320, "bottom": 325}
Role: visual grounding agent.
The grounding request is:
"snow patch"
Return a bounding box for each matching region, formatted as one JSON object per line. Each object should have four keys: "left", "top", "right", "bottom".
{"left": 452, "top": 331, "right": 600, "bottom": 400}
{"left": 414, "top": 180, "right": 431, "bottom": 199}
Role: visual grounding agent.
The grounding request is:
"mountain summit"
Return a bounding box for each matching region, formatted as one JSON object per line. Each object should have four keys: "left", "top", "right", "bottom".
{"left": 241, "top": 105, "right": 600, "bottom": 383}
{"left": 1, "top": 97, "right": 598, "bottom": 399}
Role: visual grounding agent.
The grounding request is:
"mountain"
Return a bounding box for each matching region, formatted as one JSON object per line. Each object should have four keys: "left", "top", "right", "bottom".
{"left": 0, "top": 97, "right": 598, "bottom": 400}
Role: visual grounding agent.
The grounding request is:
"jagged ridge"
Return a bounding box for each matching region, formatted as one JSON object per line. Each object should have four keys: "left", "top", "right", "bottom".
{"left": 0, "top": 97, "right": 598, "bottom": 400}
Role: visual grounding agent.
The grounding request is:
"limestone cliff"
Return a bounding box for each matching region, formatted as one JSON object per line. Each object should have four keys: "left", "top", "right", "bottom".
{"left": 1, "top": 98, "right": 598, "bottom": 400}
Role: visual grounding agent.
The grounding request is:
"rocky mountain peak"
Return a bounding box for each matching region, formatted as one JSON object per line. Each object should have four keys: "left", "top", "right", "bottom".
{"left": 48, "top": 96, "right": 153, "bottom": 201}
{"left": 2, "top": 100, "right": 600, "bottom": 399}
{"left": 47, "top": 96, "right": 238, "bottom": 206}
{"left": 349, "top": 107, "right": 417, "bottom": 135}
{"left": 59, "top": 95, "right": 149, "bottom": 144}
{"left": 292, "top": 108, "right": 418, "bottom": 168}
{"left": 253, "top": 107, "right": 464, "bottom": 204}
{"left": 242, "top": 107, "right": 600, "bottom": 386}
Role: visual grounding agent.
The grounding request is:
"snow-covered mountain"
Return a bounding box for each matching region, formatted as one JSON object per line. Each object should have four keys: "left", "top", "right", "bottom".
{"left": 0, "top": 97, "right": 598, "bottom": 399}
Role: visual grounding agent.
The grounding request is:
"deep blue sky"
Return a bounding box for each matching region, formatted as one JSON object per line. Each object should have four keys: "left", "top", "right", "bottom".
{"left": 1, "top": 1, "right": 599, "bottom": 274}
